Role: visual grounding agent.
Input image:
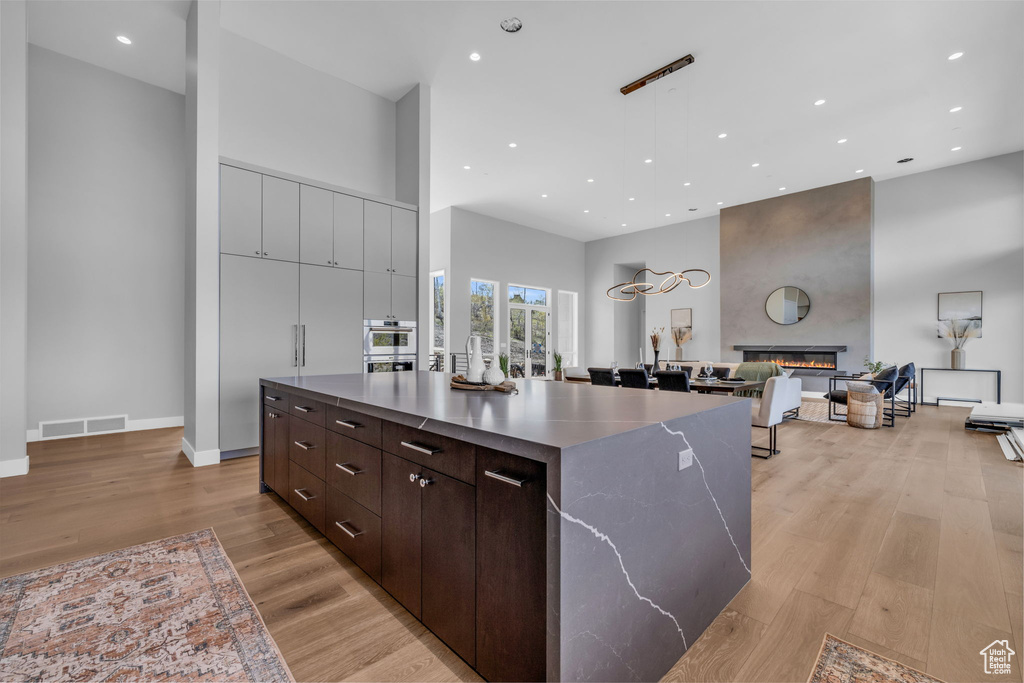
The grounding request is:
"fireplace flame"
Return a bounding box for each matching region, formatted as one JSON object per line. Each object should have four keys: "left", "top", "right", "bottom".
{"left": 763, "top": 358, "right": 836, "bottom": 369}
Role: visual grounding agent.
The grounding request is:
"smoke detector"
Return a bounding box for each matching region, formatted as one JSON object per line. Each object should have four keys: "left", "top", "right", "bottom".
{"left": 500, "top": 17, "right": 523, "bottom": 33}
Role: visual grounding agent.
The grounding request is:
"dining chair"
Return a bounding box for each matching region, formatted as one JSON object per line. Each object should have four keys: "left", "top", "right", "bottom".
{"left": 588, "top": 368, "right": 616, "bottom": 386}
{"left": 656, "top": 371, "right": 691, "bottom": 393}
{"left": 618, "top": 368, "right": 652, "bottom": 389}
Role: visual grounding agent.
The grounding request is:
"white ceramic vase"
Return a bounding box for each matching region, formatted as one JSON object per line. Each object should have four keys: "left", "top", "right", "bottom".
{"left": 466, "top": 335, "right": 486, "bottom": 383}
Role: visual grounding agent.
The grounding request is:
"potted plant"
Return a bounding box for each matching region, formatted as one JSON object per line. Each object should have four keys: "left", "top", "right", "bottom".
{"left": 498, "top": 352, "right": 510, "bottom": 378}
{"left": 938, "top": 318, "right": 979, "bottom": 369}
{"left": 862, "top": 357, "right": 891, "bottom": 375}
{"left": 552, "top": 352, "right": 564, "bottom": 381}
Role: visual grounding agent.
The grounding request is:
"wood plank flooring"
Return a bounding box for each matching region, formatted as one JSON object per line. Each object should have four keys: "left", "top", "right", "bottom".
{"left": 0, "top": 405, "right": 1020, "bottom": 682}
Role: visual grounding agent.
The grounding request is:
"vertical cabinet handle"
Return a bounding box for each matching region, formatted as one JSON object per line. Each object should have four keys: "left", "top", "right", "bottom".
{"left": 484, "top": 470, "right": 527, "bottom": 487}
{"left": 293, "top": 324, "right": 298, "bottom": 367}
{"left": 301, "top": 324, "right": 306, "bottom": 367}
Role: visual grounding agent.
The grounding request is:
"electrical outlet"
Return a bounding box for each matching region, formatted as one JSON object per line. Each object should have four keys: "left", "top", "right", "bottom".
{"left": 678, "top": 447, "right": 693, "bottom": 471}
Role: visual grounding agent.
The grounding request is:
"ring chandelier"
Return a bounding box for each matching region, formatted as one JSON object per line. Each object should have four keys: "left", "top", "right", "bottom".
{"left": 606, "top": 268, "right": 711, "bottom": 302}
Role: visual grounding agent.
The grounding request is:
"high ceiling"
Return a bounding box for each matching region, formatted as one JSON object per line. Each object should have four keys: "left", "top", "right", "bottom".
{"left": 29, "top": 1, "right": 1024, "bottom": 242}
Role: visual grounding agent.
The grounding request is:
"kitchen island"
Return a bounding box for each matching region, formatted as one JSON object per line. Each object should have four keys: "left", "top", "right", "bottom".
{"left": 259, "top": 371, "right": 751, "bottom": 682}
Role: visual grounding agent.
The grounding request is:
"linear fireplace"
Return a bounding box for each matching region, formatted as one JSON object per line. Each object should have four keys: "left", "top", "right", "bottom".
{"left": 734, "top": 345, "right": 847, "bottom": 376}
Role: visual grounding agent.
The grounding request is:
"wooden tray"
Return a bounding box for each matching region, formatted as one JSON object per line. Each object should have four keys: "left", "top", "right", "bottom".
{"left": 450, "top": 375, "right": 518, "bottom": 394}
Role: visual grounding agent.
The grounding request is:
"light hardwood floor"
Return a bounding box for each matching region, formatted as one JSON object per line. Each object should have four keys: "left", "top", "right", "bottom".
{"left": 1, "top": 406, "right": 1020, "bottom": 682}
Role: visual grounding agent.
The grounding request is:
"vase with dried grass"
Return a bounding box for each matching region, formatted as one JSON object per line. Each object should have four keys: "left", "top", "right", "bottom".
{"left": 938, "top": 318, "right": 979, "bottom": 370}
{"left": 671, "top": 326, "right": 692, "bottom": 361}
{"left": 650, "top": 327, "right": 665, "bottom": 372}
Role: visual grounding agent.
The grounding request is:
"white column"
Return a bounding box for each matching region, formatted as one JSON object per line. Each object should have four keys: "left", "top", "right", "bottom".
{"left": 0, "top": 0, "right": 29, "bottom": 477}
{"left": 183, "top": 0, "right": 221, "bottom": 466}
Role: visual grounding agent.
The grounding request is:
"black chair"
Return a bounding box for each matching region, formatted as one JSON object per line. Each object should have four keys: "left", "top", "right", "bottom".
{"left": 618, "top": 368, "right": 652, "bottom": 389}
{"left": 826, "top": 365, "right": 900, "bottom": 427}
{"left": 657, "top": 371, "right": 691, "bottom": 393}
{"left": 588, "top": 368, "right": 616, "bottom": 386}
{"left": 894, "top": 362, "right": 916, "bottom": 417}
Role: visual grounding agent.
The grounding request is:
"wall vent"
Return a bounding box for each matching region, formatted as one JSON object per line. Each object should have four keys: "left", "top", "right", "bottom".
{"left": 38, "top": 415, "right": 129, "bottom": 440}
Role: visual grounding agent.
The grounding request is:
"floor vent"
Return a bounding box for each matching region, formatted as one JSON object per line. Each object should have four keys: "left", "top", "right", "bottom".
{"left": 38, "top": 415, "right": 129, "bottom": 440}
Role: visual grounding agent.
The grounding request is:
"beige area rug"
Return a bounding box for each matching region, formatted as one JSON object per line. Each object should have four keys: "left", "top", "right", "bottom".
{"left": 808, "top": 634, "right": 945, "bottom": 683}
{"left": 0, "top": 528, "right": 293, "bottom": 682}
{"left": 797, "top": 399, "right": 846, "bottom": 424}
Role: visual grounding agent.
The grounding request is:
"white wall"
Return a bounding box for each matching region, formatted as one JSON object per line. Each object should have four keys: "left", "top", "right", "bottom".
{"left": 219, "top": 29, "right": 396, "bottom": 199}
{"left": 1, "top": 0, "right": 28, "bottom": 473}
{"left": 438, "top": 208, "right": 586, "bottom": 366}
{"left": 585, "top": 216, "right": 721, "bottom": 368}
{"left": 874, "top": 152, "right": 1023, "bottom": 402}
{"left": 26, "top": 45, "right": 185, "bottom": 432}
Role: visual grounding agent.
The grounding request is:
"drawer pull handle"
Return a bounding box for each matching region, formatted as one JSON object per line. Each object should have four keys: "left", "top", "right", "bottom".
{"left": 265, "top": 395, "right": 281, "bottom": 402}
{"left": 294, "top": 488, "right": 315, "bottom": 501}
{"left": 409, "top": 473, "right": 421, "bottom": 483}
{"left": 401, "top": 440, "right": 441, "bottom": 456}
{"left": 335, "top": 462, "right": 362, "bottom": 476}
{"left": 335, "top": 520, "right": 363, "bottom": 538}
{"left": 335, "top": 419, "right": 362, "bottom": 429}
{"left": 419, "top": 478, "right": 433, "bottom": 488}
{"left": 485, "top": 470, "right": 526, "bottom": 487}
{"left": 294, "top": 441, "right": 315, "bottom": 450}
{"left": 295, "top": 405, "right": 315, "bottom": 413}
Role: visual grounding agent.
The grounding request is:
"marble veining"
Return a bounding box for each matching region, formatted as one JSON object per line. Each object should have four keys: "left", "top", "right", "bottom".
{"left": 547, "top": 493, "right": 689, "bottom": 649}
{"left": 660, "top": 422, "right": 751, "bottom": 575}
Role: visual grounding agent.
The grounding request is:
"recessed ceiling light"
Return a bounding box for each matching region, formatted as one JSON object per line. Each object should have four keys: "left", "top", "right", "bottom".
{"left": 718, "top": 133, "right": 728, "bottom": 139}
{"left": 587, "top": 178, "right": 594, "bottom": 183}
{"left": 717, "top": 201, "right": 724, "bottom": 205}
{"left": 500, "top": 17, "right": 523, "bottom": 33}
{"left": 897, "top": 157, "right": 914, "bottom": 163}
{"left": 951, "top": 146, "right": 962, "bottom": 151}
{"left": 948, "top": 51, "right": 964, "bottom": 60}
{"left": 855, "top": 169, "right": 864, "bottom": 173}
{"left": 463, "top": 165, "right": 471, "bottom": 170}
{"left": 779, "top": 187, "right": 786, "bottom": 191}
{"left": 508, "top": 142, "right": 517, "bottom": 148}
{"left": 628, "top": 197, "right": 635, "bottom": 201}
{"left": 665, "top": 213, "right": 671, "bottom": 217}
{"left": 644, "top": 158, "right": 653, "bottom": 164}
{"left": 540, "top": 194, "right": 547, "bottom": 198}
{"left": 751, "top": 163, "right": 760, "bottom": 168}
{"left": 837, "top": 138, "right": 848, "bottom": 144}
{"left": 814, "top": 99, "right": 826, "bottom": 106}
{"left": 621, "top": 223, "right": 627, "bottom": 227}
{"left": 584, "top": 209, "right": 589, "bottom": 213}
{"left": 683, "top": 182, "right": 691, "bottom": 186}
{"left": 949, "top": 106, "right": 962, "bottom": 113}
{"left": 469, "top": 52, "right": 481, "bottom": 62}
{"left": 116, "top": 35, "right": 132, "bottom": 45}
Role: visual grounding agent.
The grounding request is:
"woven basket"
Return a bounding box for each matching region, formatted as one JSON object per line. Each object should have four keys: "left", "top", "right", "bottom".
{"left": 847, "top": 382, "right": 882, "bottom": 429}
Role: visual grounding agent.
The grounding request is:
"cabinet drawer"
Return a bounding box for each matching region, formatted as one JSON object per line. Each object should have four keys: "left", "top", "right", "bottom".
{"left": 383, "top": 422, "right": 476, "bottom": 485}
{"left": 289, "top": 396, "right": 326, "bottom": 427}
{"left": 289, "top": 416, "right": 326, "bottom": 479}
{"left": 326, "top": 432, "right": 381, "bottom": 515}
{"left": 263, "top": 389, "right": 289, "bottom": 407}
{"left": 288, "top": 461, "right": 325, "bottom": 532}
{"left": 326, "top": 487, "right": 381, "bottom": 583}
{"left": 327, "top": 404, "right": 382, "bottom": 448}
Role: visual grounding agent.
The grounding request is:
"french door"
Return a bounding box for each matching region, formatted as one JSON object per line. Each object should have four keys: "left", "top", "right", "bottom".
{"left": 509, "top": 306, "right": 550, "bottom": 378}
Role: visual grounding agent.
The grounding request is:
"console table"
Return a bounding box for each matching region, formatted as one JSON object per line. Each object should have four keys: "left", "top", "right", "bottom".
{"left": 918, "top": 368, "right": 1001, "bottom": 406}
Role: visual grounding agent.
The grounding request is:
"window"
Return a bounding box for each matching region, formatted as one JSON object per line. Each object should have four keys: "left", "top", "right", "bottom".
{"left": 470, "top": 279, "right": 498, "bottom": 355}
{"left": 557, "top": 290, "right": 579, "bottom": 368}
{"left": 430, "top": 270, "right": 445, "bottom": 357}
{"left": 508, "top": 284, "right": 551, "bottom": 378}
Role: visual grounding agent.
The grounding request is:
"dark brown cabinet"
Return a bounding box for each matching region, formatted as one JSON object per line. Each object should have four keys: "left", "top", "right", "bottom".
{"left": 326, "top": 432, "right": 381, "bottom": 515}
{"left": 261, "top": 404, "right": 290, "bottom": 496}
{"left": 476, "top": 447, "right": 547, "bottom": 682}
{"left": 288, "top": 461, "right": 325, "bottom": 532}
{"left": 325, "top": 486, "right": 382, "bottom": 583}
{"left": 381, "top": 451, "right": 476, "bottom": 666}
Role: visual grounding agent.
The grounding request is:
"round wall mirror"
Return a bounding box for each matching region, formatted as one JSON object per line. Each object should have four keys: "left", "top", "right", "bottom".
{"left": 765, "top": 286, "right": 810, "bottom": 325}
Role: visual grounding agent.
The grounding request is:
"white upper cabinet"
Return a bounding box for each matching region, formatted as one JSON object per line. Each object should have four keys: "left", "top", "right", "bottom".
{"left": 391, "top": 209, "right": 417, "bottom": 276}
{"left": 333, "top": 193, "right": 363, "bottom": 271}
{"left": 261, "top": 176, "right": 300, "bottom": 262}
{"left": 220, "top": 166, "right": 262, "bottom": 258}
{"left": 299, "top": 185, "right": 334, "bottom": 266}
{"left": 363, "top": 201, "right": 392, "bottom": 274}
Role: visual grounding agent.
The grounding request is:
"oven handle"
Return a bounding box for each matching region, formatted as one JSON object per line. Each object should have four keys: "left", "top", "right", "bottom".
{"left": 368, "top": 327, "right": 415, "bottom": 333}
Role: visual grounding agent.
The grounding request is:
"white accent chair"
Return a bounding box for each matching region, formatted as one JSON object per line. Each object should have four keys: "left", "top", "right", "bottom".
{"left": 751, "top": 374, "right": 800, "bottom": 458}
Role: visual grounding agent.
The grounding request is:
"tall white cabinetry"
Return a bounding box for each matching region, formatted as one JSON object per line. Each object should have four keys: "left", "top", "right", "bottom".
{"left": 219, "top": 163, "right": 418, "bottom": 453}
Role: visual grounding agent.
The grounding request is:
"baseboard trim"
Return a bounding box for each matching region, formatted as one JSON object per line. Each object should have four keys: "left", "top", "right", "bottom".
{"left": 0, "top": 456, "right": 30, "bottom": 478}
{"left": 26, "top": 415, "right": 184, "bottom": 443}
{"left": 181, "top": 437, "right": 220, "bottom": 467}
{"left": 221, "top": 447, "right": 259, "bottom": 460}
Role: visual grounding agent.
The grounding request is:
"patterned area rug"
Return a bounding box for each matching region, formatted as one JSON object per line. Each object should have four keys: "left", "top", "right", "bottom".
{"left": 797, "top": 400, "right": 846, "bottom": 424}
{"left": 808, "top": 634, "right": 945, "bottom": 683}
{"left": 0, "top": 529, "right": 293, "bottom": 682}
